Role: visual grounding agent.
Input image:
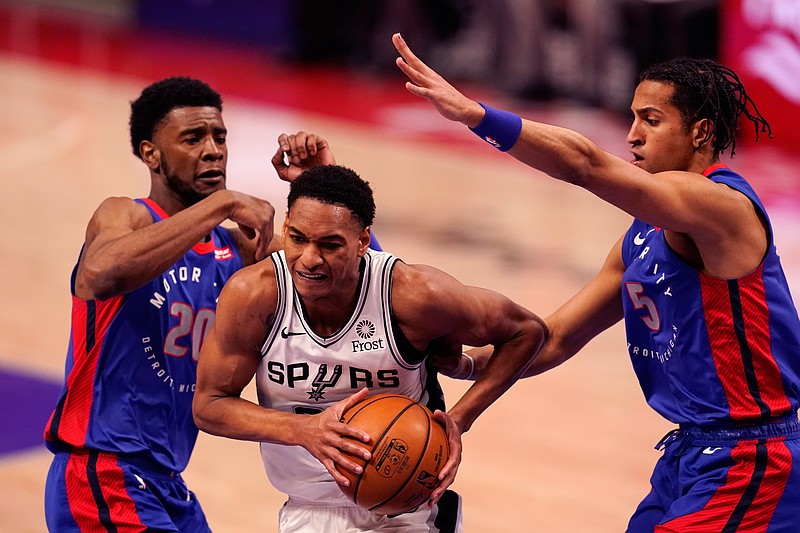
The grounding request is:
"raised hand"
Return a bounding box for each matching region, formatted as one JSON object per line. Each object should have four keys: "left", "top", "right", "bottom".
{"left": 392, "top": 33, "right": 485, "bottom": 128}
{"left": 271, "top": 131, "right": 337, "bottom": 183}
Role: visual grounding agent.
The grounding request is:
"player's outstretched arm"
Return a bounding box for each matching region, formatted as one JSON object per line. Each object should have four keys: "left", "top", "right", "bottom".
{"left": 75, "top": 191, "right": 275, "bottom": 300}
{"left": 394, "top": 33, "right": 766, "bottom": 275}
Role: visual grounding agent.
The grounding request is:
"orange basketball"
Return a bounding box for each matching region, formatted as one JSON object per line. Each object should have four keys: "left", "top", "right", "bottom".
{"left": 339, "top": 393, "right": 449, "bottom": 515}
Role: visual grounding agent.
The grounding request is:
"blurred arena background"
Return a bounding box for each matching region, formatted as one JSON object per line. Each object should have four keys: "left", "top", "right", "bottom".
{"left": 1, "top": 0, "right": 798, "bottom": 531}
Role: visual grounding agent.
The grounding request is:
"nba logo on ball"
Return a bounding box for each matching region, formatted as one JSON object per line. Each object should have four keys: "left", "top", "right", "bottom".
{"left": 375, "top": 438, "right": 409, "bottom": 477}
{"left": 339, "top": 393, "right": 449, "bottom": 515}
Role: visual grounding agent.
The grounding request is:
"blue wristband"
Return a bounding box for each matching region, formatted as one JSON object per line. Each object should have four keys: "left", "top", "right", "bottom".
{"left": 469, "top": 103, "right": 522, "bottom": 152}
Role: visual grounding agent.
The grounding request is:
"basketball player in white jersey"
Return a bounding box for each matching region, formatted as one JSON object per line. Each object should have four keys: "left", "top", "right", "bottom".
{"left": 193, "top": 164, "right": 548, "bottom": 532}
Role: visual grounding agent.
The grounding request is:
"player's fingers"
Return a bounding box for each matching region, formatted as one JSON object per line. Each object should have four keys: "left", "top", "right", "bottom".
{"left": 345, "top": 387, "right": 370, "bottom": 408}
{"left": 276, "top": 133, "right": 290, "bottom": 152}
{"left": 254, "top": 230, "right": 272, "bottom": 262}
{"left": 433, "top": 410, "right": 461, "bottom": 480}
{"left": 336, "top": 436, "right": 371, "bottom": 461}
{"left": 290, "top": 131, "right": 309, "bottom": 160}
{"left": 323, "top": 459, "right": 355, "bottom": 486}
{"left": 304, "top": 133, "right": 321, "bottom": 156}
{"left": 271, "top": 145, "right": 287, "bottom": 172}
{"left": 392, "top": 33, "right": 429, "bottom": 72}
{"left": 337, "top": 420, "right": 371, "bottom": 445}
{"left": 394, "top": 56, "right": 430, "bottom": 88}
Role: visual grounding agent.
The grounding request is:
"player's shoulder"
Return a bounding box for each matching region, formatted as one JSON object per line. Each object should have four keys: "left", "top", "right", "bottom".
{"left": 222, "top": 256, "right": 278, "bottom": 299}
{"left": 88, "top": 196, "right": 153, "bottom": 231}
{"left": 391, "top": 261, "right": 461, "bottom": 314}
{"left": 94, "top": 195, "right": 142, "bottom": 211}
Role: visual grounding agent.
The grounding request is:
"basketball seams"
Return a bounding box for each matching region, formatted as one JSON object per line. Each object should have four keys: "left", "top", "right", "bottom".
{"left": 339, "top": 393, "right": 447, "bottom": 515}
{"left": 351, "top": 398, "right": 418, "bottom": 505}
{"left": 368, "top": 403, "right": 433, "bottom": 513}
{"left": 340, "top": 394, "right": 410, "bottom": 424}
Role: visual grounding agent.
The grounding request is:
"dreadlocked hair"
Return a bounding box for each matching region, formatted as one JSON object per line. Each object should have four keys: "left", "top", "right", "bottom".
{"left": 639, "top": 58, "right": 772, "bottom": 157}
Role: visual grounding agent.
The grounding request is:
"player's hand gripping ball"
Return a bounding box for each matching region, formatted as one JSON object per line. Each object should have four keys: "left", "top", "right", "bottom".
{"left": 339, "top": 393, "right": 449, "bottom": 515}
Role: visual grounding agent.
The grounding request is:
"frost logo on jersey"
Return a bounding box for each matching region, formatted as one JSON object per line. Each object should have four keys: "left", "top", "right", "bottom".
{"left": 307, "top": 363, "right": 343, "bottom": 402}
{"left": 352, "top": 319, "right": 385, "bottom": 353}
{"left": 356, "top": 319, "right": 376, "bottom": 339}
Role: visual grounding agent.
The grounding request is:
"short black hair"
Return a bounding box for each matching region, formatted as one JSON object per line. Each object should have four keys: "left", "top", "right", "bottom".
{"left": 129, "top": 76, "right": 223, "bottom": 159}
{"left": 287, "top": 165, "right": 376, "bottom": 229}
{"left": 639, "top": 58, "right": 771, "bottom": 157}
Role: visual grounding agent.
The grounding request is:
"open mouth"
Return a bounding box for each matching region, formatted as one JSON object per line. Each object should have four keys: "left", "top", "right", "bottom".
{"left": 297, "top": 271, "right": 326, "bottom": 281}
{"left": 197, "top": 169, "right": 224, "bottom": 181}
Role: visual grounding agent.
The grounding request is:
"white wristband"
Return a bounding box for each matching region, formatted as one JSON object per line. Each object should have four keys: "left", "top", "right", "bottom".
{"left": 462, "top": 352, "right": 475, "bottom": 380}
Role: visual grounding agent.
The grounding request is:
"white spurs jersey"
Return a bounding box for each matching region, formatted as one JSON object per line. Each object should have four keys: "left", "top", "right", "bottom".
{"left": 256, "top": 249, "right": 442, "bottom": 505}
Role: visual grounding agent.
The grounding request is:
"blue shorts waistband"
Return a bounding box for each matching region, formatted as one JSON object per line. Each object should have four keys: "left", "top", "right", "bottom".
{"left": 678, "top": 413, "right": 800, "bottom": 445}
{"left": 45, "top": 440, "right": 179, "bottom": 478}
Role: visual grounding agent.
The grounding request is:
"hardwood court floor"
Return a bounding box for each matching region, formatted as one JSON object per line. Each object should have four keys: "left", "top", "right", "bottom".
{"left": 2, "top": 6, "right": 799, "bottom": 532}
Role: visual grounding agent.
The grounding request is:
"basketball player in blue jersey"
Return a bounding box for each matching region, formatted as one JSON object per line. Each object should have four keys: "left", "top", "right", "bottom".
{"left": 393, "top": 33, "right": 800, "bottom": 532}
{"left": 192, "top": 165, "right": 548, "bottom": 532}
{"left": 42, "top": 77, "right": 335, "bottom": 532}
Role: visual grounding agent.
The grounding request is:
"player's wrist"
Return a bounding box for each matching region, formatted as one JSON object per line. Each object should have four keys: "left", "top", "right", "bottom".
{"left": 469, "top": 103, "right": 522, "bottom": 152}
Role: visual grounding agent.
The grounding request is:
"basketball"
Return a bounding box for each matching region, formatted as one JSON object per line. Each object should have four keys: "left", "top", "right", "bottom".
{"left": 339, "top": 393, "right": 449, "bottom": 515}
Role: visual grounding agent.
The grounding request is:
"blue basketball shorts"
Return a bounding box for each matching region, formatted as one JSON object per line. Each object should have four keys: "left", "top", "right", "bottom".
{"left": 44, "top": 447, "right": 211, "bottom": 532}
{"left": 627, "top": 414, "right": 800, "bottom": 533}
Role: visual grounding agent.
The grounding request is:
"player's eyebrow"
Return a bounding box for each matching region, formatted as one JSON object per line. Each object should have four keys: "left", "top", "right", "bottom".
{"left": 287, "top": 225, "right": 346, "bottom": 243}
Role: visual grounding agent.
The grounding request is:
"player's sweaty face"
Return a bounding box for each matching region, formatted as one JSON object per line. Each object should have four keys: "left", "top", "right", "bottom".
{"left": 626, "top": 81, "right": 696, "bottom": 174}
{"left": 153, "top": 106, "right": 228, "bottom": 205}
{"left": 282, "top": 198, "right": 369, "bottom": 302}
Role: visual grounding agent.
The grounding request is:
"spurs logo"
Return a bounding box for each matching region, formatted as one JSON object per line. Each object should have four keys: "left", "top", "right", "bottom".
{"left": 307, "top": 363, "right": 343, "bottom": 401}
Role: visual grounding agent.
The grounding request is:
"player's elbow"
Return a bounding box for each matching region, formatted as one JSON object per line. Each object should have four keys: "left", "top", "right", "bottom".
{"left": 79, "top": 259, "right": 128, "bottom": 300}
{"left": 192, "top": 391, "right": 215, "bottom": 433}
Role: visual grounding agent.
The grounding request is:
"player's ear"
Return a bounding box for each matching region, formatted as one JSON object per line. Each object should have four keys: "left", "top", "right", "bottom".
{"left": 359, "top": 227, "right": 371, "bottom": 255}
{"left": 281, "top": 214, "right": 289, "bottom": 238}
{"left": 692, "top": 118, "right": 714, "bottom": 152}
{"left": 140, "top": 140, "right": 160, "bottom": 171}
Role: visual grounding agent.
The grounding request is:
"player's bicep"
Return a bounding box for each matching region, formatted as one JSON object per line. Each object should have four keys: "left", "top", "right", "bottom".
{"left": 403, "top": 265, "right": 526, "bottom": 348}
{"left": 450, "top": 286, "right": 534, "bottom": 347}
{"left": 82, "top": 197, "right": 148, "bottom": 256}
{"left": 74, "top": 198, "right": 151, "bottom": 297}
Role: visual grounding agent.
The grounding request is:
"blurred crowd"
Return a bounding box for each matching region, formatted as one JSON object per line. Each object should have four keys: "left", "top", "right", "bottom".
{"left": 6, "top": 0, "right": 721, "bottom": 114}
{"left": 290, "top": 0, "right": 720, "bottom": 112}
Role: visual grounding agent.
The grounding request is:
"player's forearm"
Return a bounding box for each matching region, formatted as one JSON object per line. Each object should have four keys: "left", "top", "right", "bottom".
{"left": 193, "top": 394, "right": 300, "bottom": 444}
{"left": 507, "top": 120, "right": 606, "bottom": 188}
{"left": 468, "top": 103, "right": 610, "bottom": 191}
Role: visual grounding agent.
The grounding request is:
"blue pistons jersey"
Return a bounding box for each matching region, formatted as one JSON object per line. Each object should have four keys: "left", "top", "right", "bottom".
{"left": 620, "top": 164, "right": 800, "bottom": 426}
{"left": 45, "top": 198, "right": 244, "bottom": 472}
